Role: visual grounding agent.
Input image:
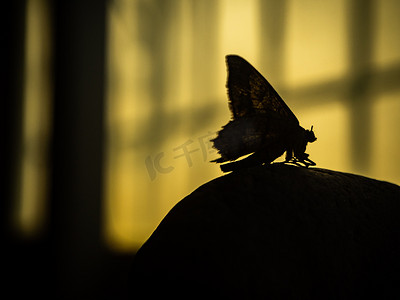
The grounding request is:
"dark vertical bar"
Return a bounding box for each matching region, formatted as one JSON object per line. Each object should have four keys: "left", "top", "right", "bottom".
{"left": 3, "top": 0, "right": 27, "bottom": 236}
{"left": 3, "top": 1, "right": 29, "bottom": 297}
{"left": 347, "top": 0, "right": 374, "bottom": 173}
{"left": 50, "top": 1, "right": 107, "bottom": 298}
{"left": 258, "top": 0, "right": 287, "bottom": 85}
{"left": 191, "top": 0, "right": 220, "bottom": 100}
{"left": 138, "top": 1, "right": 176, "bottom": 151}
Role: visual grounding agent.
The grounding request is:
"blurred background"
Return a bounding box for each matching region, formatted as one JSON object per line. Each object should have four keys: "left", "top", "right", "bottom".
{"left": 3, "top": 0, "right": 400, "bottom": 298}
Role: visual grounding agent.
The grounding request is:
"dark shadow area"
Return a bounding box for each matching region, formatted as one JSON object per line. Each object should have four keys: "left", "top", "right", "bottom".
{"left": 3, "top": 1, "right": 135, "bottom": 299}
{"left": 131, "top": 164, "right": 400, "bottom": 299}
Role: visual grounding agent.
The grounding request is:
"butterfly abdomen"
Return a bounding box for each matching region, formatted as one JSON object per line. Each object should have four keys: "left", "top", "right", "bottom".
{"left": 211, "top": 116, "right": 269, "bottom": 163}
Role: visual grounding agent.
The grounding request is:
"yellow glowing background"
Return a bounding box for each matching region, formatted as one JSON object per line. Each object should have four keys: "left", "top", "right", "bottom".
{"left": 15, "top": 0, "right": 52, "bottom": 237}
{"left": 16, "top": 0, "right": 400, "bottom": 252}
{"left": 104, "top": 0, "right": 400, "bottom": 251}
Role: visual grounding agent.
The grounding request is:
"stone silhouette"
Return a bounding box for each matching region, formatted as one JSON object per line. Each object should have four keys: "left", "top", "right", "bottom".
{"left": 130, "top": 164, "right": 400, "bottom": 299}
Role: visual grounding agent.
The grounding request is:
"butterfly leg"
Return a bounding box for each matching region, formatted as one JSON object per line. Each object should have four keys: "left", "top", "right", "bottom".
{"left": 285, "top": 157, "right": 303, "bottom": 167}
{"left": 295, "top": 156, "right": 316, "bottom": 168}
{"left": 284, "top": 154, "right": 316, "bottom": 168}
{"left": 302, "top": 157, "right": 316, "bottom": 167}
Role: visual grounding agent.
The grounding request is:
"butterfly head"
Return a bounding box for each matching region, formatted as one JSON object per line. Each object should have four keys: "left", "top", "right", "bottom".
{"left": 305, "top": 125, "right": 317, "bottom": 143}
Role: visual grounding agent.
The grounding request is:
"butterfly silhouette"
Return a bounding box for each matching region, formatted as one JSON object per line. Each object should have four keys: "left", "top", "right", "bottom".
{"left": 211, "top": 55, "right": 317, "bottom": 172}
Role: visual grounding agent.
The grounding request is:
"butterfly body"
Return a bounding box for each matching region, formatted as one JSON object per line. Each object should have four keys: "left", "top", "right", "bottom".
{"left": 212, "top": 55, "right": 316, "bottom": 172}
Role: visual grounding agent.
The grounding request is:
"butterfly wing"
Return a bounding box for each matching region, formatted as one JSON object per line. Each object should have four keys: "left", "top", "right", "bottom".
{"left": 226, "top": 55, "right": 299, "bottom": 126}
